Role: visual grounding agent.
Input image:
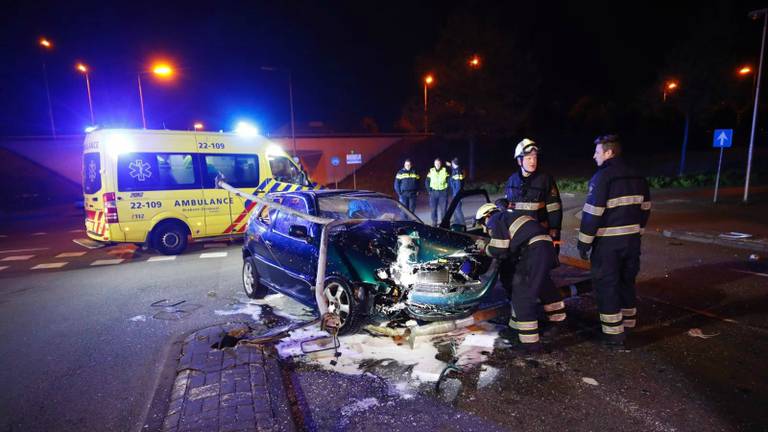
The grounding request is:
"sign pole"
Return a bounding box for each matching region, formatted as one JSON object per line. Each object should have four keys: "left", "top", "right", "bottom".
{"left": 713, "top": 146, "right": 724, "bottom": 203}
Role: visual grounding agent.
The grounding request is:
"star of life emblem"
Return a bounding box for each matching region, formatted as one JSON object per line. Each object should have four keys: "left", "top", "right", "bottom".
{"left": 88, "top": 160, "right": 97, "bottom": 183}
{"left": 129, "top": 159, "right": 152, "bottom": 181}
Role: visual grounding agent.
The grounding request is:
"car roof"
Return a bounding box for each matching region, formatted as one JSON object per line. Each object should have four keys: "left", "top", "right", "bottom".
{"left": 268, "top": 189, "right": 389, "bottom": 199}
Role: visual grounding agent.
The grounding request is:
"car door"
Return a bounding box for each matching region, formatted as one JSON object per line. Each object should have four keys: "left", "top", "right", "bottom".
{"left": 247, "top": 202, "right": 282, "bottom": 287}
{"left": 440, "top": 189, "right": 491, "bottom": 234}
{"left": 269, "top": 195, "right": 317, "bottom": 305}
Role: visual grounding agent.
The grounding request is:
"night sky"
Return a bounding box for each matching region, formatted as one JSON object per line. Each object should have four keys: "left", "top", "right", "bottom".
{"left": 1, "top": 0, "right": 765, "bottom": 136}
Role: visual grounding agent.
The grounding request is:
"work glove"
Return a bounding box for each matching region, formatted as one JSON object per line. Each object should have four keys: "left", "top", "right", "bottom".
{"left": 549, "top": 229, "right": 561, "bottom": 256}
{"left": 577, "top": 241, "right": 591, "bottom": 261}
{"left": 473, "top": 238, "right": 488, "bottom": 252}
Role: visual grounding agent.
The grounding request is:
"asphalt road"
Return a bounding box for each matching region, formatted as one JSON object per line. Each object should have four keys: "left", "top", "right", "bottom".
{"left": 1, "top": 188, "right": 767, "bottom": 431}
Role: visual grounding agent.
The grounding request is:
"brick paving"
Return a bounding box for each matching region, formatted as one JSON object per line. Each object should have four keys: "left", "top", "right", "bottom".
{"left": 161, "top": 325, "right": 294, "bottom": 432}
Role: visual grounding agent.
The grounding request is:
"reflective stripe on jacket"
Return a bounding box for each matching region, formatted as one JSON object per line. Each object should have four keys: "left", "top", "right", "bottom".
{"left": 394, "top": 168, "right": 420, "bottom": 195}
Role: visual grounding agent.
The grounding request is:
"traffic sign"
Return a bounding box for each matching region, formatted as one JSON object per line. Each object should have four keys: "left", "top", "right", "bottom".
{"left": 346, "top": 153, "right": 362, "bottom": 165}
{"left": 713, "top": 129, "right": 733, "bottom": 148}
{"left": 330, "top": 156, "right": 340, "bottom": 167}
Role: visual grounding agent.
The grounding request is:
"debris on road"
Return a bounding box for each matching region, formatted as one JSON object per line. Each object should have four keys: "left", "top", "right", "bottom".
{"left": 582, "top": 377, "right": 599, "bottom": 386}
{"left": 749, "top": 254, "right": 760, "bottom": 262}
{"left": 718, "top": 232, "right": 752, "bottom": 240}
{"left": 687, "top": 328, "right": 720, "bottom": 339}
{"left": 128, "top": 315, "right": 146, "bottom": 322}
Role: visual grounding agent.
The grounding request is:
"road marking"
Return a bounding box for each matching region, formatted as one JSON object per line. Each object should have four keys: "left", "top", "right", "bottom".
{"left": 1, "top": 255, "right": 35, "bottom": 262}
{"left": 0, "top": 247, "right": 49, "bottom": 254}
{"left": 56, "top": 252, "right": 87, "bottom": 258}
{"left": 0, "top": 266, "right": 8, "bottom": 271}
{"left": 91, "top": 259, "right": 124, "bottom": 266}
{"left": 203, "top": 242, "right": 229, "bottom": 248}
{"left": 31, "top": 232, "right": 47, "bottom": 236}
{"left": 733, "top": 269, "right": 768, "bottom": 278}
{"left": 148, "top": 256, "right": 176, "bottom": 262}
{"left": 31, "top": 262, "right": 68, "bottom": 270}
{"left": 200, "top": 252, "right": 228, "bottom": 259}
{"left": 0, "top": 235, "right": 7, "bottom": 238}
{"left": 69, "top": 229, "right": 83, "bottom": 233}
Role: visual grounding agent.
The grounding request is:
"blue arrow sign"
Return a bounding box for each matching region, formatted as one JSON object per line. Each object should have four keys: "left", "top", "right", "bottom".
{"left": 330, "top": 156, "right": 340, "bottom": 167}
{"left": 713, "top": 129, "right": 733, "bottom": 148}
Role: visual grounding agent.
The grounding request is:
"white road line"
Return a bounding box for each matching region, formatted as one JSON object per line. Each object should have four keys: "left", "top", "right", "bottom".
{"left": 0, "top": 235, "right": 7, "bottom": 238}
{"left": 0, "top": 266, "right": 8, "bottom": 271}
{"left": 733, "top": 269, "right": 768, "bottom": 278}
{"left": 69, "top": 229, "right": 83, "bottom": 233}
{"left": 91, "top": 259, "right": 124, "bottom": 266}
{"left": 31, "top": 232, "right": 47, "bottom": 236}
{"left": 0, "top": 247, "right": 49, "bottom": 254}
{"left": 203, "top": 242, "right": 229, "bottom": 249}
{"left": 200, "top": 252, "right": 228, "bottom": 259}
{"left": 56, "top": 252, "right": 87, "bottom": 258}
{"left": 147, "top": 256, "right": 176, "bottom": 262}
{"left": 31, "top": 262, "right": 68, "bottom": 270}
{"left": 1, "top": 255, "right": 35, "bottom": 262}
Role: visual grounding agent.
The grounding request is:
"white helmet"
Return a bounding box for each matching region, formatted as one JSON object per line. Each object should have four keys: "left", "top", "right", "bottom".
{"left": 475, "top": 203, "right": 499, "bottom": 223}
{"left": 514, "top": 138, "right": 539, "bottom": 159}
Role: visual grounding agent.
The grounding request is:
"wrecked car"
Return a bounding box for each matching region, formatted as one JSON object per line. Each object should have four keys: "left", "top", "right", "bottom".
{"left": 241, "top": 189, "right": 497, "bottom": 334}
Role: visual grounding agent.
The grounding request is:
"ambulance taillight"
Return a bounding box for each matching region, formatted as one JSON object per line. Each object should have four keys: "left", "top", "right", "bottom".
{"left": 103, "top": 192, "right": 119, "bottom": 223}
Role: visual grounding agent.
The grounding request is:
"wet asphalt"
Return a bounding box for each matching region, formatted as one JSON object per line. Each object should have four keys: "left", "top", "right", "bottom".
{"left": 0, "top": 188, "right": 766, "bottom": 431}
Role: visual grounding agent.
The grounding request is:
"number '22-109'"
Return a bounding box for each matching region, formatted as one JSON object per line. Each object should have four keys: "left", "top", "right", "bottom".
{"left": 198, "top": 142, "right": 225, "bottom": 149}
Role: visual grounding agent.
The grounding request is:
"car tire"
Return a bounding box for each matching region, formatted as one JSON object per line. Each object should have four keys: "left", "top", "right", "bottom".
{"left": 153, "top": 221, "right": 188, "bottom": 255}
{"left": 322, "top": 277, "right": 363, "bottom": 335}
{"left": 242, "top": 257, "right": 268, "bottom": 299}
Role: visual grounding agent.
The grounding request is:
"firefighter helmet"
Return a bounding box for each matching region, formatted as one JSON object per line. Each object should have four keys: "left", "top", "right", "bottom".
{"left": 514, "top": 138, "right": 539, "bottom": 159}
{"left": 475, "top": 203, "right": 499, "bottom": 224}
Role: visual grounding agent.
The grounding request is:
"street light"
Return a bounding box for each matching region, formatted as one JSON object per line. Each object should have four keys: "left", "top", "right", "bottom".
{"left": 193, "top": 122, "right": 204, "bottom": 131}
{"left": 468, "top": 55, "right": 481, "bottom": 69}
{"left": 75, "top": 62, "right": 95, "bottom": 125}
{"left": 744, "top": 8, "right": 768, "bottom": 203}
{"left": 38, "top": 37, "right": 56, "bottom": 137}
{"left": 424, "top": 74, "right": 435, "bottom": 134}
{"left": 662, "top": 80, "right": 678, "bottom": 102}
{"left": 137, "top": 62, "right": 175, "bottom": 129}
{"left": 261, "top": 66, "right": 298, "bottom": 158}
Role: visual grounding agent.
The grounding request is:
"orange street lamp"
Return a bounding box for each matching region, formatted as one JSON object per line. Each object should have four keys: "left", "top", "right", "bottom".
{"left": 739, "top": 65, "right": 753, "bottom": 75}
{"left": 663, "top": 80, "right": 679, "bottom": 102}
{"left": 468, "top": 55, "right": 481, "bottom": 69}
{"left": 193, "top": 122, "right": 204, "bottom": 131}
{"left": 137, "top": 62, "right": 175, "bottom": 129}
{"left": 38, "top": 37, "right": 56, "bottom": 137}
{"left": 75, "top": 62, "right": 95, "bottom": 124}
{"left": 424, "top": 74, "right": 435, "bottom": 134}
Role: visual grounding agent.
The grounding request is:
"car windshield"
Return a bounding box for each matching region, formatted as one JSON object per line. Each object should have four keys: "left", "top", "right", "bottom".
{"left": 317, "top": 196, "right": 420, "bottom": 222}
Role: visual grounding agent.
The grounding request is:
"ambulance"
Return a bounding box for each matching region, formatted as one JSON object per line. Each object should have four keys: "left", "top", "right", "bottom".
{"left": 82, "top": 128, "right": 319, "bottom": 254}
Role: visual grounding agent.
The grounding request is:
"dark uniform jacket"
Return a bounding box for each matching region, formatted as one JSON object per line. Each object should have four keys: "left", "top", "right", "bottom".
{"left": 504, "top": 171, "right": 562, "bottom": 236}
{"left": 394, "top": 168, "right": 420, "bottom": 196}
{"left": 449, "top": 166, "right": 465, "bottom": 197}
{"left": 577, "top": 157, "right": 651, "bottom": 248}
{"left": 485, "top": 210, "right": 554, "bottom": 260}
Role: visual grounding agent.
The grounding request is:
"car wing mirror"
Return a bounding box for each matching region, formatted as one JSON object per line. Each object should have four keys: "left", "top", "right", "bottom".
{"left": 288, "top": 224, "right": 310, "bottom": 240}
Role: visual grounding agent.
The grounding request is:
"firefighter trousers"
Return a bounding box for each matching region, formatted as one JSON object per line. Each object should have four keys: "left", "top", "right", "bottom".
{"left": 508, "top": 242, "right": 556, "bottom": 344}
{"left": 590, "top": 235, "right": 641, "bottom": 340}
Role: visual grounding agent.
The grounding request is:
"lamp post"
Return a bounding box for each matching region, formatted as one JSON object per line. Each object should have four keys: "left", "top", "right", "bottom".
{"left": 137, "top": 63, "right": 174, "bottom": 129}
{"left": 261, "top": 66, "right": 298, "bottom": 158}
{"left": 75, "top": 63, "right": 95, "bottom": 124}
{"left": 744, "top": 8, "right": 768, "bottom": 203}
{"left": 663, "top": 80, "right": 678, "bottom": 102}
{"left": 423, "top": 74, "right": 434, "bottom": 134}
{"left": 38, "top": 37, "right": 56, "bottom": 137}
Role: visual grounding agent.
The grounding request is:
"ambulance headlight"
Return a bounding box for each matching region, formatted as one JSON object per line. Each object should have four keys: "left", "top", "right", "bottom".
{"left": 235, "top": 121, "right": 259, "bottom": 137}
{"left": 104, "top": 133, "right": 134, "bottom": 159}
{"left": 84, "top": 126, "right": 98, "bottom": 133}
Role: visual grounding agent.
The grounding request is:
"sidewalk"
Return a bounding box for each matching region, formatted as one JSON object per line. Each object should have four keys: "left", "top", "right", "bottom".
{"left": 159, "top": 324, "right": 295, "bottom": 432}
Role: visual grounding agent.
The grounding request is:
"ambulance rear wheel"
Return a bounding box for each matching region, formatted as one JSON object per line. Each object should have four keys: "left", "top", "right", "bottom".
{"left": 153, "top": 222, "right": 188, "bottom": 255}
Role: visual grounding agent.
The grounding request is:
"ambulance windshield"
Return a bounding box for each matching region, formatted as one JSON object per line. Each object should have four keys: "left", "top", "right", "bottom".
{"left": 269, "top": 155, "right": 307, "bottom": 186}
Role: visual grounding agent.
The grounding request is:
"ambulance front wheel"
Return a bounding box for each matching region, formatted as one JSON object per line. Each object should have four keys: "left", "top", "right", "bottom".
{"left": 153, "top": 221, "right": 189, "bottom": 255}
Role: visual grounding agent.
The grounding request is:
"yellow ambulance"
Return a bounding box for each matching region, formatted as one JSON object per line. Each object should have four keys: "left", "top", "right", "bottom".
{"left": 82, "top": 128, "right": 318, "bottom": 254}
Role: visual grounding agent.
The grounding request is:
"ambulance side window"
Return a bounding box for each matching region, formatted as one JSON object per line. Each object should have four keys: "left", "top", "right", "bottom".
{"left": 117, "top": 152, "right": 200, "bottom": 191}
{"left": 202, "top": 154, "right": 260, "bottom": 189}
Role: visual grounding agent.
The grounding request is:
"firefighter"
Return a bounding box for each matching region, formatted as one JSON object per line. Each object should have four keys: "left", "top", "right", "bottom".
{"left": 475, "top": 203, "right": 560, "bottom": 354}
{"left": 394, "top": 158, "right": 420, "bottom": 212}
{"left": 449, "top": 157, "right": 466, "bottom": 226}
{"left": 425, "top": 158, "right": 449, "bottom": 226}
{"left": 577, "top": 134, "right": 651, "bottom": 347}
{"left": 504, "top": 138, "right": 566, "bottom": 326}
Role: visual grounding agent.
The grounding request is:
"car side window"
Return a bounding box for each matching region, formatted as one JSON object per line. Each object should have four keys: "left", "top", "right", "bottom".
{"left": 274, "top": 196, "right": 311, "bottom": 236}
{"left": 255, "top": 205, "right": 273, "bottom": 226}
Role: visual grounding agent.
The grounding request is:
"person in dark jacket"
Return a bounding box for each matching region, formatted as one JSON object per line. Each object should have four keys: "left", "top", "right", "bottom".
{"left": 475, "top": 203, "right": 559, "bottom": 354}
{"left": 425, "top": 158, "right": 449, "bottom": 226}
{"left": 449, "top": 157, "right": 466, "bottom": 226}
{"left": 577, "top": 134, "right": 651, "bottom": 347}
{"left": 394, "top": 158, "right": 420, "bottom": 212}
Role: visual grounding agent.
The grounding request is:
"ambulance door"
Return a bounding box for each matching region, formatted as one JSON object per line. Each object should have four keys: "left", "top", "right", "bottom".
{"left": 199, "top": 152, "right": 261, "bottom": 236}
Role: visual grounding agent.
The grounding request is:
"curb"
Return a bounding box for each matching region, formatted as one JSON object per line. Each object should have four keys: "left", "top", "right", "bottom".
{"left": 151, "top": 323, "right": 296, "bottom": 432}
{"left": 662, "top": 229, "right": 768, "bottom": 253}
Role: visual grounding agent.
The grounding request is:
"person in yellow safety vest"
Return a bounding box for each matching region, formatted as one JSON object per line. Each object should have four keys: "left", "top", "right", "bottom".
{"left": 425, "top": 158, "right": 449, "bottom": 226}
{"left": 394, "top": 158, "right": 420, "bottom": 212}
{"left": 578, "top": 134, "right": 651, "bottom": 348}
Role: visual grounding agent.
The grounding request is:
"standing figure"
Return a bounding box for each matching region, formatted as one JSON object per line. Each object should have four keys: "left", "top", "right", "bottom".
{"left": 449, "top": 157, "right": 466, "bottom": 227}
{"left": 394, "top": 158, "right": 420, "bottom": 212}
{"left": 425, "top": 158, "right": 449, "bottom": 226}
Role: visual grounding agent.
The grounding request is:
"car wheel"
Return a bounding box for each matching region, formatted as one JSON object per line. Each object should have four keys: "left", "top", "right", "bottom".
{"left": 153, "top": 221, "right": 188, "bottom": 255}
{"left": 242, "top": 257, "right": 268, "bottom": 299}
{"left": 322, "top": 277, "right": 363, "bottom": 335}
